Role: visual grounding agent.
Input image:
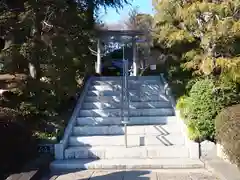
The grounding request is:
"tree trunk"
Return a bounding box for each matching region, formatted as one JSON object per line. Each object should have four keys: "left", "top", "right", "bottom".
{"left": 86, "top": 0, "right": 95, "bottom": 29}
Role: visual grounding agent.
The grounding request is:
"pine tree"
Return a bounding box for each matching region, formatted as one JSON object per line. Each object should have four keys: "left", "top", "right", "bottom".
{"left": 153, "top": 0, "right": 240, "bottom": 82}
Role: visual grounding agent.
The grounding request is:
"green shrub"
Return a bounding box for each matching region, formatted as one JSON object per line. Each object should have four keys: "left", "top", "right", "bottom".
{"left": 177, "top": 78, "right": 240, "bottom": 141}
{"left": 184, "top": 79, "right": 217, "bottom": 141}
{"left": 214, "top": 78, "right": 240, "bottom": 108}
{"left": 215, "top": 104, "right": 240, "bottom": 167}
{"left": 187, "top": 120, "right": 202, "bottom": 141}
{"left": 0, "top": 107, "right": 37, "bottom": 178}
{"left": 176, "top": 96, "right": 187, "bottom": 110}
{"left": 166, "top": 61, "right": 196, "bottom": 99}
{"left": 176, "top": 95, "right": 191, "bottom": 119}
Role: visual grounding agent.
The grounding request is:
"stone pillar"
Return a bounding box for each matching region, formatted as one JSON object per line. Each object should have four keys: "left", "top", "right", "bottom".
{"left": 96, "top": 39, "right": 101, "bottom": 74}
{"left": 132, "top": 36, "right": 137, "bottom": 76}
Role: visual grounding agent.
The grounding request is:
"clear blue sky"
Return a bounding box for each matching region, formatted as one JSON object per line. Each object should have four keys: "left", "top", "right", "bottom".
{"left": 100, "top": 0, "right": 153, "bottom": 23}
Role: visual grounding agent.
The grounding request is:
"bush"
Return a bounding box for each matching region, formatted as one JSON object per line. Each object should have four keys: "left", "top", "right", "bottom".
{"left": 176, "top": 78, "right": 240, "bottom": 141}
{"left": 215, "top": 104, "right": 240, "bottom": 167}
{"left": 176, "top": 95, "right": 188, "bottom": 110}
{"left": 166, "top": 62, "right": 195, "bottom": 99}
{"left": 176, "top": 95, "right": 191, "bottom": 119}
{"left": 182, "top": 79, "right": 217, "bottom": 141}
{"left": 0, "top": 107, "right": 37, "bottom": 178}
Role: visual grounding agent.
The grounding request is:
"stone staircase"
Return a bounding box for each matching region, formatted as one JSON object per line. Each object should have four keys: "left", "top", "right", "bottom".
{"left": 51, "top": 76, "right": 203, "bottom": 171}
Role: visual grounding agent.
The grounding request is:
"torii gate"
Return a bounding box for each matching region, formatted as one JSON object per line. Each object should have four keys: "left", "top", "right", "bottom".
{"left": 94, "top": 30, "right": 146, "bottom": 76}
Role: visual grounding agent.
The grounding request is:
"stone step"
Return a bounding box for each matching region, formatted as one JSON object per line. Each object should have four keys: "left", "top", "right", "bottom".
{"left": 84, "top": 95, "right": 170, "bottom": 102}
{"left": 69, "top": 134, "right": 185, "bottom": 147}
{"left": 77, "top": 116, "right": 176, "bottom": 125}
{"left": 79, "top": 108, "right": 174, "bottom": 117}
{"left": 82, "top": 101, "right": 172, "bottom": 110}
{"left": 87, "top": 89, "right": 165, "bottom": 96}
{"left": 92, "top": 80, "right": 162, "bottom": 86}
{"left": 87, "top": 90, "right": 121, "bottom": 96}
{"left": 64, "top": 146, "right": 189, "bottom": 159}
{"left": 50, "top": 158, "right": 204, "bottom": 171}
{"left": 89, "top": 85, "right": 122, "bottom": 91}
{"left": 89, "top": 84, "right": 163, "bottom": 91}
{"left": 72, "top": 125, "right": 182, "bottom": 136}
{"left": 93, "top": 76, "right": 161, "bottom": 81}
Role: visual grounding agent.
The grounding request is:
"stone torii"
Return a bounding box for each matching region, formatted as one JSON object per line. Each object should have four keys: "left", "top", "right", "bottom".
{"left": 94, "top": 30, "right": 146, "bottom": 76}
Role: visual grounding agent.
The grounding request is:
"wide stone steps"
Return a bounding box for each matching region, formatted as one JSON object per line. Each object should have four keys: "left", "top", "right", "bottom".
{"left": 76, "top": 116, "right": 176, "bottom": 125}
{"left": 64, "top": 146, "right": 189, "bottom": 159}
{"left": 51, "top": 76, "right": 203, "bottom": 172}
{"left": 50, "top": 158, "right": 204, "bottom": 170}
{"left": 82, "top": 101, "right": 172, "bottom": 110}
{"left": 84, "top": 95, "right": 170, "bottom": 102}
{"left": 72, "top": 125, "right": 182, "bottom": 136}
{"left": 79, "top": 108, "right": 174, "bottom": 117}
{"left": 68, "top": 134, "right": 185, "bottom": 147}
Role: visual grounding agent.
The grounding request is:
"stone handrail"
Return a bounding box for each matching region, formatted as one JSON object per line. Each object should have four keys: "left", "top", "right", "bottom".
{"left": 54, "top": 77, "right": 93, "bottom": 160}
{"left": 160, "top": 73, "right": 176, "bottom": 108}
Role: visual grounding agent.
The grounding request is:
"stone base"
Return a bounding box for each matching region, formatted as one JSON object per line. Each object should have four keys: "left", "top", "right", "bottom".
{"left": 216, "top": 143, "right": 232, "bottom": 164}
{"left": 175, "top": 110, "right": 200, "bottom": 159}
{"left": 50, "top": 158, "right": 204, "bottom": 171}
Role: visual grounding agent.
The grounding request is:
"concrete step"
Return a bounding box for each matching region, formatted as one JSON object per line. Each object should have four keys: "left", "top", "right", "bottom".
{"left": 72, "top": 125, "right": 182, "bottom": 136}
{"left": 64, "top": 146, "right": 189, "bottom": 159}
{"left": 50, "top": 158, "right": 204, "bottom": 170}
{"left": 79, "top": 108, "right": 174, "bottom": 117}
{"left": 93, "top": 76, "right": 161, "bottom": 81}
{"left": 87, "top": 90, "right": 121, "bottom": 96}
{"left": 77, "top": 116, "right": 177, "bottom": 125}
{"left": 84, "top": 95, "right": 170, "bottom": 102}
{"left": 91, "top": 80, "right": 162, "bottom": 86}
{"left": 87, "top": 89, "right": 165, "bottom": 96}
{"left": 82, "top": 101, "right": 172, "bottom": 110}
{"left": 68, "top": 134, "right": 185, "bottom": 147}
{"left": 89, "top": 85, "right": 122, "bottom": 91}
{"left": 89, "top": 84, "right": 163, "bottom": 91}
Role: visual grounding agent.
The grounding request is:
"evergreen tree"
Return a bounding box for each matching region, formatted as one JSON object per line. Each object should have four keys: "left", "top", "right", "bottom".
{"left": 0, "top": 0, "right": 130, "bottom": 127}
{"left": 153, "top": 0, "right": 240, "bottom": 82}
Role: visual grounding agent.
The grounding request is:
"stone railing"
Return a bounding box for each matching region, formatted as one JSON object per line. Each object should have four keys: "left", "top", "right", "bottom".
{"left": 160, "top": 73, "right": 176, "bottom": 108}
{"left": 160, "top": 73, "right": 200, "bottom": 159}
{"left": 54, "top": 77, "right": 93, "bottom": 160}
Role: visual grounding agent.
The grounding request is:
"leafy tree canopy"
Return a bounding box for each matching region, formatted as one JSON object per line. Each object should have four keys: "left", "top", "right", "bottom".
{"left": 153, "top": 0, "right": 240, "bottom": 82}
{"left": 0, "top": 0, "right": 130, "bottom": 133}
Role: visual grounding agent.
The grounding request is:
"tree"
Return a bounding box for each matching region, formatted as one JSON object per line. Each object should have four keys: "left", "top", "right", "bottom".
{"left": 125, "top": 6, "right": 153, "bottom": 31}
{"left": 0, "top": 0, "right": 131, "bottom": 130}
{"left": 0, "top": 0, "right": 131, "bottom": 176}
{"left": 153, "top": 0, "right": 240, "bottom": 142}
{"left": 86, "top": 0, "right": 132, "bottom": 27}
{"left": 124, "top": 7, "right": 154, "bottom": 71}
{"left": 152, "top": 0, "right": 240, "bottom": 82}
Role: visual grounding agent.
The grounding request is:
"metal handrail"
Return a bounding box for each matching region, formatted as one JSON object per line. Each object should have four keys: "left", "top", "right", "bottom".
{"left": 121, "top": 59, "right": 130, "bottom": 148}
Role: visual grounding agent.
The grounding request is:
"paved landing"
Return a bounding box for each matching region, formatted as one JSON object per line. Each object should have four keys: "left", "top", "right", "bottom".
{"left": 44, "top": 169, "right": 220, "bottom": 180}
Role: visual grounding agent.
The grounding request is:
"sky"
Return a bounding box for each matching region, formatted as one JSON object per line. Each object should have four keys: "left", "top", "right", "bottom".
{"left": 99, "top": 0, "right": 153, "bottom": 24}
